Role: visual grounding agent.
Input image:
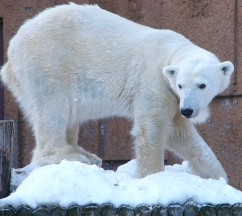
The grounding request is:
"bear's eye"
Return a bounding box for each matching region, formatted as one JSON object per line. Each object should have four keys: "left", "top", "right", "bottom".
{"left": 178, "top": 84, "right": 182, "bottom": 89}
{"left": 199, "top": 84, "right": 206, "bottom": 89}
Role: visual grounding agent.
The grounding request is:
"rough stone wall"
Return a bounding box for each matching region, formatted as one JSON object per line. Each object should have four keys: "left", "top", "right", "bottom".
{"left": 0, "top": 0, "right": 241, "bottom": 190}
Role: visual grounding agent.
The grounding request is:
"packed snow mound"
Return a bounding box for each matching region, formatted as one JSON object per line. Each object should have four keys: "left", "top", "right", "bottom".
{"left": 1, "top": 160, "right": 242, "bottom": 209}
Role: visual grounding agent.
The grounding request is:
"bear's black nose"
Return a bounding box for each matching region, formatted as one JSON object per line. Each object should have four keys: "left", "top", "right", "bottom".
{"left": 181, "top": 108, "right": 193, "bottom": 117}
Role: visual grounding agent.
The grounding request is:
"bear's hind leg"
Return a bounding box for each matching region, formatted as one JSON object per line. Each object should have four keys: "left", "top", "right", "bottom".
{"left": 66, "top": 122, "right": 102, "bottom": 167}
{"left": 31, "top": 109, "right": 98, "bottom": 166}
{"left": 66, "top": 122, "right": 79, "bottom": 146}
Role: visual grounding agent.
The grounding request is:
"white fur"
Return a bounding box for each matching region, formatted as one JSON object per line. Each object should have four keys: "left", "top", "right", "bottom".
{"left": 1, "top": 3, "right": 234, "bottom": 181}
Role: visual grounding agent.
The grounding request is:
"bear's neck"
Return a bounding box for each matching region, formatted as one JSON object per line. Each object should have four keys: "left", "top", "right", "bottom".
{"left": 167, "top": 42, "right": 219, "bottom": 66}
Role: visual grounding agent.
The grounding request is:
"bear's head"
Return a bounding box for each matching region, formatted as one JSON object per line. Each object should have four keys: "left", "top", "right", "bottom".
{"left": 163, "top": 60, "right": 234, "bottom": 124}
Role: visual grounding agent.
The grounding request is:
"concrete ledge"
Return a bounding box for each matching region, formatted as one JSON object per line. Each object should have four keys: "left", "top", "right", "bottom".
{"left": 1, "top": 201, "right": 242, "bottom": 216}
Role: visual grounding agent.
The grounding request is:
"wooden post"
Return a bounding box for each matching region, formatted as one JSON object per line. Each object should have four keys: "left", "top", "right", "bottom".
{"left": 0, "top": 120, "right": 14, "bottom": 198}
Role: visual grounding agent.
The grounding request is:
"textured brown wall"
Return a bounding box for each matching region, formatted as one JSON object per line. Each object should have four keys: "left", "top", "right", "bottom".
{"left": 0, "top": 0, "right": 241, "bottom": 190}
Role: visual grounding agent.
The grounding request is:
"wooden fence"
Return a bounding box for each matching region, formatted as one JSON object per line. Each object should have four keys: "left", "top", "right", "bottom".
{"left": 0, "top": 120, "right": 14, "bottom": 199}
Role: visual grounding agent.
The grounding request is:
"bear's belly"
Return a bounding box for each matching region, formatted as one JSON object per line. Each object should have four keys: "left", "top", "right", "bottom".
{"left": 76, "top": 96, "right": 133, "bottom": 122}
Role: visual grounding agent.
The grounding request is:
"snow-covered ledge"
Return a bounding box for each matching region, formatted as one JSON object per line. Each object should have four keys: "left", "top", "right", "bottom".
{"left": 1, "top": 160, "right": 242, "bottom": 215}
{"left": 1, "top": 202, "right": 242, "bottom": 215}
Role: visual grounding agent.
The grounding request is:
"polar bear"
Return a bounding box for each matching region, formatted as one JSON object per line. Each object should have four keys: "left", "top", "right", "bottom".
{"left": 1, "top": 3, "right": 234, "bottom": 181}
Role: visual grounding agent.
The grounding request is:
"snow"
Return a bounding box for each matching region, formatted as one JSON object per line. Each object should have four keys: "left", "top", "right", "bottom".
{"left": 1, "top": 160, "right": 242, "bottom": 209}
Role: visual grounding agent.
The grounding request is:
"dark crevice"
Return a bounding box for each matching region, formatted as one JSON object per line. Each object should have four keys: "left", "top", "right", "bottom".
{"left": 0, "top": 18, "right": 4, "bottom": 120}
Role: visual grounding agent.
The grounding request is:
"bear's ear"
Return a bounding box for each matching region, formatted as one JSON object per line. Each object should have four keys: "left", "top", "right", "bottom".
{"left": 218, "top": 61, "right": 234, "bottom": 93}
{"left": 218, "top": 61, "right": 234, "bottom": 77}
{"left": 163, "top": 66, "right": 178, "bottom": 78}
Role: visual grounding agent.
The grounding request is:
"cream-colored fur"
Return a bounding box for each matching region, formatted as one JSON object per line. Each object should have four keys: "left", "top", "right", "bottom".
{"left": 1, "top": 3, "right": 234, "bottom": 181}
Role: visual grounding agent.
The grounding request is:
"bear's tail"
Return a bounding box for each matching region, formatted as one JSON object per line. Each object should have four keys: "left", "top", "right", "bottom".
{"left": 0, "top": 61, "right": 15, "bottom": 87}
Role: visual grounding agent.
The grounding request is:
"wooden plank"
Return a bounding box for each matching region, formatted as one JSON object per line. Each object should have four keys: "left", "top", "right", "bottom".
{"left": 0, "top": 120, "right": 14, "bottom": 198}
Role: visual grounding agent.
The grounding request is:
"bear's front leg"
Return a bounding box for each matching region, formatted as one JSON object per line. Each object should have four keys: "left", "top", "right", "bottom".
{"left": 166, "top": 115, "right": 228, "bottom": 182}
{"left": 133, "top": 115, "right": 170, "bottom": 178}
